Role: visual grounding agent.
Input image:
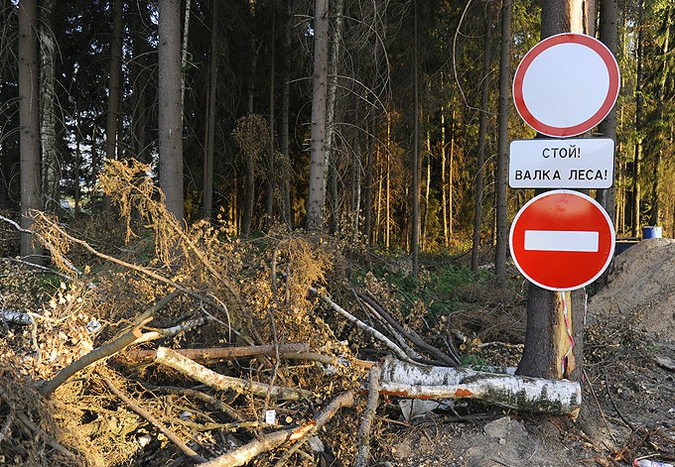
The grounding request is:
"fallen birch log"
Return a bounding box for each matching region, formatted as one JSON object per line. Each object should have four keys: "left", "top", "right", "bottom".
{"left": 126, "top": 343, "right": 309, "bottom": 363}
{"left": 154, "top": 347, "right": 312, "bottom": 401}
{"left": 378, "top": 357, "right": 581, "bottom": 418}
{"left": 199, "top": 389, "right": 356, "bottom": 467}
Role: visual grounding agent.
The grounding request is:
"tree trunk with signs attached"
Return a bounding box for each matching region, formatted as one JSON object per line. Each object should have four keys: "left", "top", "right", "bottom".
{"left": 516, "top": 0, "right": 594, "bottom": 382}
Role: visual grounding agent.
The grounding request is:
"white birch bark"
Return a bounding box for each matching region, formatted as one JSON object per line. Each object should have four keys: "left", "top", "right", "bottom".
{"left": 378, "top": 358, "right": 581, "bottom": 418}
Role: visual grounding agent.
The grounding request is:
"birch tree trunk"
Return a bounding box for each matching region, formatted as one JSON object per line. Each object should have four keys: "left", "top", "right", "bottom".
{"left": 379, "top": 358, "right": 581, "bottom": 418}
{"left": 306, "top": 0, "right": 329, "bottom": 233}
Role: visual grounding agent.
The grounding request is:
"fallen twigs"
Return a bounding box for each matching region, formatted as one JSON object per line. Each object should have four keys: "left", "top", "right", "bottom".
{"left": 378, "top": 357, "right": 582, "bottom": 418}
{"left": 309, "top": 287, "right": 413, "bottom": 362}
{"left": 199, "top": 389, "right": 357, "bottom": 467}
{"left": 154, "top": 347, "right": 313, "bottom": 401}
{"left": 102, "top": 376, "right": 207, "bottom": 463}
{"left": 356, "top": 290, "right": 461, "bottom": 366}
{"left": 126, "top": 343, "right": 309, "bottom": 363}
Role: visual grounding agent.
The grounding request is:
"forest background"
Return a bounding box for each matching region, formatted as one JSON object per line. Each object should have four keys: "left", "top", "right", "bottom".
{"left": 1, "top": 0, "right": 674, "bottom": 267}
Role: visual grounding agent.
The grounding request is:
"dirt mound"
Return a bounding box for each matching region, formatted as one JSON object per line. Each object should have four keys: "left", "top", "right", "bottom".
{"left": 589, "top": 238, "right": 675, "bottom": 337}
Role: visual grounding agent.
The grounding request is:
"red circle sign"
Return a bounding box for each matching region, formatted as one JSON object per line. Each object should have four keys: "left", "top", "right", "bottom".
{"left": 510, "top": 190, "right": 615, "bottom": 291}
{"left": 513, "top": 33, "right": 620, "bottom": 138}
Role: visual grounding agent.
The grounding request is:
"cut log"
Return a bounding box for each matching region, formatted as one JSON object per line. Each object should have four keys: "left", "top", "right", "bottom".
{"left": 378, "top": 357, "right": 581, "bottom": 418}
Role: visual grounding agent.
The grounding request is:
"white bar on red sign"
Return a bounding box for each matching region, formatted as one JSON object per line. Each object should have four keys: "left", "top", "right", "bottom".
{"left": 524, "top": 230, "right": 599, "bottom": 252}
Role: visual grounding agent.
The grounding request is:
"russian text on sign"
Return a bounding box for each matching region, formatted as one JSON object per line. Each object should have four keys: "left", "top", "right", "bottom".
{"left": 509, "top": 138, "right": 614, "bottom": 189}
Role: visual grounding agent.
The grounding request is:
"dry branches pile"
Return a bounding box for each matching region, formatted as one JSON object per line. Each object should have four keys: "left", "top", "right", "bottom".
{"left": 0, "top": 159, "right": 569, "bottom": 467}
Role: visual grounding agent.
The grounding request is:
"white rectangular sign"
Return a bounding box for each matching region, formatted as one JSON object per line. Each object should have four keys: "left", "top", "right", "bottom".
{"left": 524, "top": 230, "right": 599, "bottom": 252}
{"left": 509, "top": 138, "right": 615, "bottom": 189}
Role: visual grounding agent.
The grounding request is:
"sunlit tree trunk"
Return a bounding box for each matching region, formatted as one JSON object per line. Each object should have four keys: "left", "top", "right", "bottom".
{"left": 18, "top": 0, "right": 42, "bottom": 263}
{"left": 306, "top": 0, "right": 329, "bottom": 233}
{"left": 158, "top": 0, "right": 184, "bottom": 220}
{"left": 631, "top": 0, "right": 645, "bottom": 237}
{"left": 39, "top": 0, "right": 58, "bottom": 213}
{"left": 326, "top": 0, "right": 344, "bottom": 234}
{"left": 471, "top": 1, "right": 493, "bottom": 273}
{"left": 597, "top": 0, "right": 618, "bottom": 223}
{"left": 441, "top": 107, "right": 448, "bottom": 248}
{"left": 494, "top": 0, "right": 511, "bottom": 283}
{"left": 517, "top": 0, "right": 593, "bottom": 383}
{"left": 412, "top": 0, "right": 420, "bottom": 274}
{"left": 279, "top": 0, "right": 293, "bottom": 229}
{"left": 104, "top": 0, "right": 123, "bottom": 213}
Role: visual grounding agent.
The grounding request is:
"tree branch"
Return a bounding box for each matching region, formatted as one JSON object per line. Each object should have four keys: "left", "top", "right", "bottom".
{"left": 199, "top": 389, "right": 356, "bottom": 467}
{"left": 153, "top": 347, "right": 312, "bottom": 401}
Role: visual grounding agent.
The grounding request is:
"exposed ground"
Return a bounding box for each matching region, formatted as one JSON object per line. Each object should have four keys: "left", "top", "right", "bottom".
{"left": 385, "top": 238, "right": 675, "bottom": 467}
{"left": 1, "top": 198, "right": 675, "bottom": 467}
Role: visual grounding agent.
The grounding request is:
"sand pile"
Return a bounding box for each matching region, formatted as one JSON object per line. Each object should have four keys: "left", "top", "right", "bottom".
{"left": 589, "top": 237, "right": 675, "bottom": 337}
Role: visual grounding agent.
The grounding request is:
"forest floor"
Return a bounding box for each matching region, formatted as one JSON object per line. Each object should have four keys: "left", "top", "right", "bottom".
{"left": 383, "top": 237, "right": 675, "bottom": 467}
{"left": 1, "top": 205, "right": 675, "bottom": 467}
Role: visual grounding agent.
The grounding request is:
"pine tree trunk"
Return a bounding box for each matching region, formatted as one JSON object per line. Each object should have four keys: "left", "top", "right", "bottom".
{"left": 306, "top": 0, "right": 330, "bottom": 233}
{"left": 471, "top": 2, "right": 493, "bottom": 273}
{"left": 494, "top": 0, "right": 511, "bottom": 282}
{"left": 203, "top": 1, "right": 218, "bottom": 220}
{"left": 18, "top": 0, "right": 42, "bottom": 263}
{"left": 39, "top": 0, "right": 58, "bottom": 213}
{"left": 158, "top": 0, "right": 184, "bottom": 220}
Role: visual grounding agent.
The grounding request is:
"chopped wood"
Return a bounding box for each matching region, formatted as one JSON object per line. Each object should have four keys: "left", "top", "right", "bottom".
{"left": 199, "top": 389, "right": 356, "bottom": 467}
{"left": 378, "top": 357, "right": 581, "bottom": 418}
{"left": 126, "top": 343, "right": 310, "bottom": 363}
{"left": 102, "top": 377, "right": 207, "bottom": 463}
{"left": 153, "top": 347, "right": 313, "bottom": 401}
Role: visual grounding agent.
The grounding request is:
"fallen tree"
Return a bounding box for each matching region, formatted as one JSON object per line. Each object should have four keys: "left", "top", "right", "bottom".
{"left": 377, "top": 357, "right": 581, "bottom": 418}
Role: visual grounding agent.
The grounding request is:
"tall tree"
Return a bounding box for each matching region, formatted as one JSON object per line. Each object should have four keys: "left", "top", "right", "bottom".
{"left": 597, "top": 0, "right": 619, "bottom": 223}
{"left": 39, "top": 0, "right": 58, "bottom": 212}
{"left": 494, "top": 0, "right": 512, "bottom": 283}
{"left": 306, "top": 0, "right": 329, "bottom": 233}
{"left": 516, "top": 0, "right": 594, "bottom": 382}
{"left": 18, "top": 0, "right": 42, "bottom": 262}
{"left": 471, "top": 1, "right": 494, "bottom": 273}
{"left": 202, "top": 0, "right": 218, "bottom": 220}
{"left": 158, "top": 0, "right": 184, "bottom": 220}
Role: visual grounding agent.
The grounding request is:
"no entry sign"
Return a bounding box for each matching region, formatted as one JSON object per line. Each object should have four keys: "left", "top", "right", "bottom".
{"left": 510, "top": 190, "right": 615, "bottom": 291}
{"left": 513, "top": 33, "right": 620, "bottom": 138}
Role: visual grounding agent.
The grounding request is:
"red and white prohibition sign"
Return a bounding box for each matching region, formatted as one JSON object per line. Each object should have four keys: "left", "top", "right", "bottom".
{"left": 509, "top": 190, "right": 615, "bottom": 291}
{"left": 513, "top": 33, "right": 620, "bottom": 138}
